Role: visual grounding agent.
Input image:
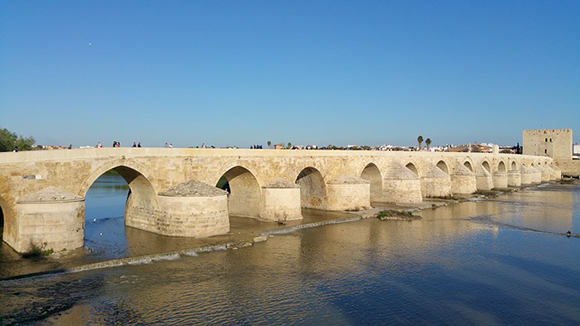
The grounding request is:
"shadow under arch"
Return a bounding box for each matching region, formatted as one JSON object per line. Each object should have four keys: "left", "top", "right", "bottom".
{"left": 405, "top": 162, "right": 419, "bottom": 177}
{"left": 463, "top": 160, "right": 474, "bottom": 172}
{"left": 296, "top": 167, "right": 326, "bottom": 209}
{"left": 481, "top": 160, "right": 491, "bottom": 173}
{"left": 80, "top": 161, "right": 159, "bottom": 232}
{"left": 497, "top": 161, "right": 507, "bottom": 173}
{"left": 510, "top": 160, "right": 518, "bottom": 171}
{"left": 436, "top": 160, "right": 449, "bottom": 175}
{"left": 216, "top": 166, "right": 262, "bottom": 218}
{"left": 360, "top": 163, "right": 382, "bottom": 202}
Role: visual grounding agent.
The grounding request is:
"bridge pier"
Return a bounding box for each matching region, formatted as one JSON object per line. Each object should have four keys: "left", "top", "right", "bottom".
{"left": 529, "top": 166, "right": 543, "bottom": 184}
{"left": 381, "top": 163, "right": 422, "bottom": 204}
{"left": 450, "top": 165, "right": 477, "bottom": 194}
{"left": 475, "top": 169, "right": 494, "bottom": 190}
{"left": 420, "top": 163, "right": 452, "bottom": 198}
{"left": 155, "top": 181, "right": 230, "bottom": 237}
{"left": 9, "top": 187, "right": 84, "bottom": 253}
{"left": 261, "top": 179, "right": 303, "bottom": 221}
{"left": 549, "top": 167, "right": 562, "bottom": 180}
{"left": 520, "top": 166, "right": 535, "bottom": 185}
{"left": 325, "top": 176, "right": 370, "bottom": 211}
{"left": 492, "top": 172, "right": 508, "bottom": 189}
{"left": 541, "top": 166, "right": 552, "bottom": 182}
{"left": 508, "top": 170, "right": 522, "bottom": 187}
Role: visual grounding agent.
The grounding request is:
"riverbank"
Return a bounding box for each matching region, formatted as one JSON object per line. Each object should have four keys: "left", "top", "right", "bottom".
{"left": 1, "top": 180, "right": 577, "bottom": 281}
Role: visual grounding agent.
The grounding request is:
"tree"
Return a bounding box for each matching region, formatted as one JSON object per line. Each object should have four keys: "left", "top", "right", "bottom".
{"left": 417, "top": 135, "right": 423, "bottom": 150}
{"left": 425, "top": 138, "right": 432, "bottom": 150}
{"left": 267, "top": 140, "right": 272, "bottom": 148}
{"left": 0, "top": 127, "right": 35, "bottom": 152}
{"left": 287, "top": 142, "right": 292, "bottom": 149}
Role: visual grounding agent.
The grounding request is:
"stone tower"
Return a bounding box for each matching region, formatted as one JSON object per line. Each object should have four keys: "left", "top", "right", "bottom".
{"left": 522, "top": 129, "right": 573, "bottom": 160}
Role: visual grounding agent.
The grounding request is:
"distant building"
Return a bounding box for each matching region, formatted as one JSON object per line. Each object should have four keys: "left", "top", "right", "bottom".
{"left": 522, "top": 129, "right": 572, "bottom": 160}
{"left": 523, "top": 129, "right": 580, "bottom": 176}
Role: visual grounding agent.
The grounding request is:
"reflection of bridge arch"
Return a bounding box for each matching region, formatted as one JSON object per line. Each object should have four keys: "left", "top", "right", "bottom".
{"left": 360, "top": 163, "right": 382, "bottom": 202}
{"left": 217, "top": 166, "right": 261, "bottom": 218}
{"left": 296, "top": 167, "right": 326, "bottom": 209}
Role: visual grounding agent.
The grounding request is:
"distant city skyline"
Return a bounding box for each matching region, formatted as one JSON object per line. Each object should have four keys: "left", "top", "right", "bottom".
{"left": 1, "top": 1, "right": 578, "bottom": 148}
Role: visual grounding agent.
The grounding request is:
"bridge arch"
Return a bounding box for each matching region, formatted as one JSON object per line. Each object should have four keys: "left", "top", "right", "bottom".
{"left": 81, "top": 160, "right": 160, "bottom": 232}
{"left": 360, "top": 163, "right": 382, "bottom": 202}
{"left": 497, "top": 161, "right": 507, "bottom": 173}
{"left": 405, "top": 162, "right": 419, "bottom": 177}
{"left": 481, "top": 160, "right": 491, "bottom": 174}
{"left": 436, "top": 160, "right": 450, "bottom": 175}
{"left": 216, "top": 166, "right": 262, "bottom": 218}
{"left": 296, "top": 167, "right": 326, "bottom": 209}
{"left": 510, "top": 160, "right": 518, "bottom": 171}
{"left": 463, "top": 160, "right": 474, "bottom": 172}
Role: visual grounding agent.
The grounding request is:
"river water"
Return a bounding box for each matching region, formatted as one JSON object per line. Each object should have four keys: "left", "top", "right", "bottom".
{"left": 1, "top": 175, "right": 579, "bottom": 325}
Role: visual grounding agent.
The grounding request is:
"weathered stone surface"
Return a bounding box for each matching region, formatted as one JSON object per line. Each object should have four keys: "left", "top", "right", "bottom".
{"left": 264, "top": 178, "right": 299, "bottom": 188}
{"left": 18, "top": 186, "right": 82, "bottom": 203}
{"left": 328, "top": 175, "right": 370, "bottom": 184}
{"left": 159, "top": 180, "right": 226, "bottom": 197}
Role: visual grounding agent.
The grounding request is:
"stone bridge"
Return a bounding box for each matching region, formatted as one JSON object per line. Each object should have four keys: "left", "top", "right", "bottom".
{"left": 0, "top": 148, "right": 560, "bottom": 253}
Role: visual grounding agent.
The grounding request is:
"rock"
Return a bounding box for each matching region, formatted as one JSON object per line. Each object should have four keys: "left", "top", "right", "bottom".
{"left": 253, "top": 235, "right": 268, "bottom": 243}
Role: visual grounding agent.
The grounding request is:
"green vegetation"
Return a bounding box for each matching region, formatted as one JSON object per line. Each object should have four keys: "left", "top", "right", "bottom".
{"left": 267, "top": 140, "right": 272, "bottom": 148}
{"left": 426, "top": 138, "right": 432, "bottom": 150}
{"left": 21, "top": 243, "right": 53, "bottom": 258}
{"left": 417, "top": 135, "right": 423, "bottom": 150}
{"left": 0, "top": 127, "right": 35, "bottom": 152}
{"left": 376, "top": 210, "right": 420, "bottom": 221}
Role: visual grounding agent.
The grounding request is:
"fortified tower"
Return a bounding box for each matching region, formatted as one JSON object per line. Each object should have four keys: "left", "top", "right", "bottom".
{"left": 522, "top": 129, "right": 573, "bottom": 160}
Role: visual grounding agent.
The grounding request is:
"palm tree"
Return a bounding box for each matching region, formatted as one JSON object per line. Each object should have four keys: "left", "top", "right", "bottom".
{"left": 417, "top": 135, "right": 423, "bottom": 150}
{"left": 287, "top": 142, "right": 292, "bottom": 149}
{"left": 426, "top": 138, "right": 432, "bottom": 151}
{"left": 267, "top": 140, "right": 272, "bottom": 148}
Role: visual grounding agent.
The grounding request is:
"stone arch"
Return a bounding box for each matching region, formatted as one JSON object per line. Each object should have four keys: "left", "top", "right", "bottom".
{"left": 79, "top": 159, "right": 156, "bottom": 197}
{"left": 481, "top": 160, "right": 491, "bottom": 173}
{"left": 436, "top": 160, "right": 449, "bottom": 175}
{"left": 216, "top": 166, "right": 262, "bottom": 218}
{"left": 296, "top": 167, "right": 326, "bottom": 209}
{"left": 510, "top": 160, "right": 518, "bottom": 171}
{"left": 81, "top": 161, "right": 159, "bottom": 231}
{"left": 497, "top": 161, "right": 507, "bottom": 173}
{"left": 463, "top": 160, "right": 474, "bottom": 172}
{"left": 405, "top": 162, "right": 419, "bottom": 177}
{"left": 360, "top": 163, "right": 382, "bottom": 202}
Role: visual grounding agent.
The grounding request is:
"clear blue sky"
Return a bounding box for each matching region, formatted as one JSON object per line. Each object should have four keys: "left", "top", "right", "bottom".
{"left": 1, "top": 0, "right": 578, "bottom": 148}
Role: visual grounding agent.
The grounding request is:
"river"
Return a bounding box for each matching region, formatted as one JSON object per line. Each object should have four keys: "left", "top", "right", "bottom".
{"left": 1, "top": 175, "right": 579, "bottom": 325}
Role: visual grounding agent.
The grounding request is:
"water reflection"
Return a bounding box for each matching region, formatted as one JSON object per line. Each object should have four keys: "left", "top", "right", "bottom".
{"left": 0, "top": 183, "right": 579, "bottom": 325}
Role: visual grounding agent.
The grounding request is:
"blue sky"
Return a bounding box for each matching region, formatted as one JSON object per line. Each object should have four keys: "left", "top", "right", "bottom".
{"left": 1, "top": 1, "right": 578, "bottom": 148}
